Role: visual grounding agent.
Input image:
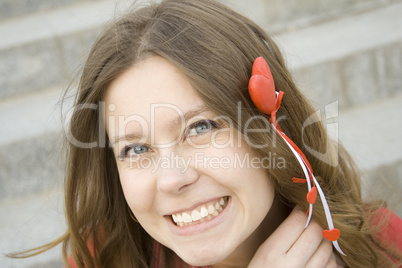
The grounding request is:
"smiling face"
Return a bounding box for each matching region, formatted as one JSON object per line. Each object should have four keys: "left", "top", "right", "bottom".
{"left": 104, "top": 56, "right": 276, "bottom": 266}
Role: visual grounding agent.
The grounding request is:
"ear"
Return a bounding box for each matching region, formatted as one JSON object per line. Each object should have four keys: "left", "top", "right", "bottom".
{"left": 248, "top": 57, "right": 276, "bottom": 115}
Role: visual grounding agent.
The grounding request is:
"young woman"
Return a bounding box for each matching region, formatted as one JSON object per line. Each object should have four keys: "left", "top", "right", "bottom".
{"left": 14, "top": 0, "right": 401, "bottom": 267}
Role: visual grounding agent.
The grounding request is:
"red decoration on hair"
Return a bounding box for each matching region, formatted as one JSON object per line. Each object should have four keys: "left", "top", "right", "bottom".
{"left": 248, "top": 57, "right": 277, "bottom": 115}
{"left": 292, "top": 177, "right": 308, "bottom": 183}
{"left": 248, "top": 57, "right": 344, "bottom": 255}
{"left": 306, "top": 186, "right": 317, "bottom": 204}
{"left": 322, "top": 228, "right": 341, "bottom": 241}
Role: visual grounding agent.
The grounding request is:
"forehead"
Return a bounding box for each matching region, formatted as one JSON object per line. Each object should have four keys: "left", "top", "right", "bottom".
{"left": 104, "top": 57, "right": 208, "bottom": 139}
{"left": 105, "top": 56, "right": 204, "bottom": 118}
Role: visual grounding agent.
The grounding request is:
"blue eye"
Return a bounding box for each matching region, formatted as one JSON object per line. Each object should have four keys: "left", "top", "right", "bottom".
{"left": 130, "top": 145, "right": 149, "bottom": 154}
{"left": 119, "top": 144, "right": 150, "bottom": 160}
{"left": 194, "top": 122, "right": 210, "bottom": 133}
{"left": 187, "top": 120, "right": 218, "bottom": 137}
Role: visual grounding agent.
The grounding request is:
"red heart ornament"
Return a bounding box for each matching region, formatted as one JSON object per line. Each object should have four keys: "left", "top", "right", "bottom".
{"left": 249, "top": 75, "right": 276, "bottom": 114}
{"left": 306, "top": 186, "right": 317, "bottom": 204}
{"left": 248, "top": 57, "right": 276, "bottom": 115}
{"left": 322, "top": 228, "right": 340, "bottom": 241}
{"left": 252, "top": 57, "right": 272, "bottom": 79}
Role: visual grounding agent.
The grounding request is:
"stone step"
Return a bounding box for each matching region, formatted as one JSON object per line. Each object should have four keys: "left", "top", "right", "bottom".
{"left": 338, "top": 93, "right": 402, "bottom": 173}
{"left": 0, "top": 189, "right": 65, "bottom": 268}
{"left": 278, "top": 1, "right": 402, "bottom": 109}
{"left": 0, "top": 0, "right": 101, "bottom": 22}
{"left": 0, "top": 87, "right": 64, "bottom": 202}
{"left": 0, "top": 0, "right": 135, "bottom": 100}
{"left": 0, "top": 87, "right": 61, "bottom": 146}
{"left": 291, "top": 41, "right": 402, "bottom": 110}
{"left": 323, "top": 92, "right": 402, "bottom": 216}
{"left": 230, "top": 0, "right": 396, "bottom": 33}
{"left": 0, "top": 130, "right": 64, "bottom": 202}
{"left": 1, "top": 0, "right": 401, "bottom": 101}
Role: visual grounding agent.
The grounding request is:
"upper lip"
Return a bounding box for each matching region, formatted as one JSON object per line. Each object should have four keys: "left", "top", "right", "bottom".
{"left": 164, "top": 196, "right": 226, "bottom": 216}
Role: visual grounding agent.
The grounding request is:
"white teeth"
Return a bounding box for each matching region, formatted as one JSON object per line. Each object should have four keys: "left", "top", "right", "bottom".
{"left": 217, "top": 205, "right": 223, "bottom": 212}
{"left": 208, "top": 204, "right": 215, "bottom": 214}
{"left": 215, "top": 201, "right": 224, "bottom": 212}
{"left": 191, "top": 210, "right": 201, "bottom": 221}
{"left": 182, "top": 213, "right": 192, "bottom": 223}
{"left": 171, "top": 197, "right": 229, "bottom": 226}
{"left": 201, "top": 207, "right": 208, "bottom": 218}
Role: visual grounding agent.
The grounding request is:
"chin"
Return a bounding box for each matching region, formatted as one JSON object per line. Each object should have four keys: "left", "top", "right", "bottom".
{"left": 174, "top": 242, "right": 233, "bottom": 267}
{"left": 180, "top": 255, "right": 220, "bottom": 267}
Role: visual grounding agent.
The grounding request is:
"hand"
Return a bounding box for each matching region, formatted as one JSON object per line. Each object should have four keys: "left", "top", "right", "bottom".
{"left": 248, "top": 207, "right": 345, "bottom": 268}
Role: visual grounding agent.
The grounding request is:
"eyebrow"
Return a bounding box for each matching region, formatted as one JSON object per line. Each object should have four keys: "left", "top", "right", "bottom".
{"left": 110, "top": 133, "right": 144, "bottom": 147}
{"left": 109, "top": 105, "right": 210, "bottom": 146}
{"left": 168, "top": 105, "right": 209, "bottom": 130}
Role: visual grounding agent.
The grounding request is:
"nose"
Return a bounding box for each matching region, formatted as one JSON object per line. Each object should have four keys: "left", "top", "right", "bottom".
{"left": 156, "top": 150, "right": 199, "bottom": 194}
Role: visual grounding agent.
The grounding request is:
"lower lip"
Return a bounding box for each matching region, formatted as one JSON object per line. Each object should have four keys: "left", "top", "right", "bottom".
{"left": 166, "top": 196, "right": 232, "bottom": 236}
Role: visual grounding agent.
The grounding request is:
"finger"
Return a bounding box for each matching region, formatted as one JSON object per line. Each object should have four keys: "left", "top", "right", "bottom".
{"left": 305, "top": 239, "right": 333, "bottom": 268}
{"left": 287, "top": 220, "right": 325, "bottom": 265}
{"left": 262, "top": 206, "right": 309, "bottom": 254}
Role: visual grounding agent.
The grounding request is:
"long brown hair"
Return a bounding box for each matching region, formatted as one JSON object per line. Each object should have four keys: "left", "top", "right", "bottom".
{"left": 11, "top": 0, "right": 401, "bottom": 267}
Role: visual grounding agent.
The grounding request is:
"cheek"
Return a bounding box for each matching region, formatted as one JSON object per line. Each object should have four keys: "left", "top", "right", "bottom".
{"left": 227, "top": 146, "right": 275, "bottom": 215}
{"left": 118, "top": 168, "right": 156, "bottom": 213}
{"left": 202, "top": 144, "right": 274, "bottom": 203}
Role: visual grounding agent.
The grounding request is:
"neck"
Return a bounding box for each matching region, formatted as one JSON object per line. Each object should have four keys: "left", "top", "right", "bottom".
{"left": 212, "top": 196, "right": 290, "bottom": 268}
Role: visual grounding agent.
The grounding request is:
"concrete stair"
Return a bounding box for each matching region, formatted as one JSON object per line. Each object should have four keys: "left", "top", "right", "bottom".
{"left": 1, "top": 0, "right": 401, "bottom": 266}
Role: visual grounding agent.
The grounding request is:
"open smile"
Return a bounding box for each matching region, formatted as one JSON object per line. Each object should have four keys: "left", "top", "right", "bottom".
{"left": 171, "top": 196, "right": 229, "bottom": 227}
{"left": 166, "top": 196, "right": 231, "bottom": 235}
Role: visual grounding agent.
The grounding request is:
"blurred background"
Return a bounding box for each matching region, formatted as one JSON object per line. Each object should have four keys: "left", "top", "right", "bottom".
{"left": 1, "top": 0, "right": 401, "bottom": 266}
